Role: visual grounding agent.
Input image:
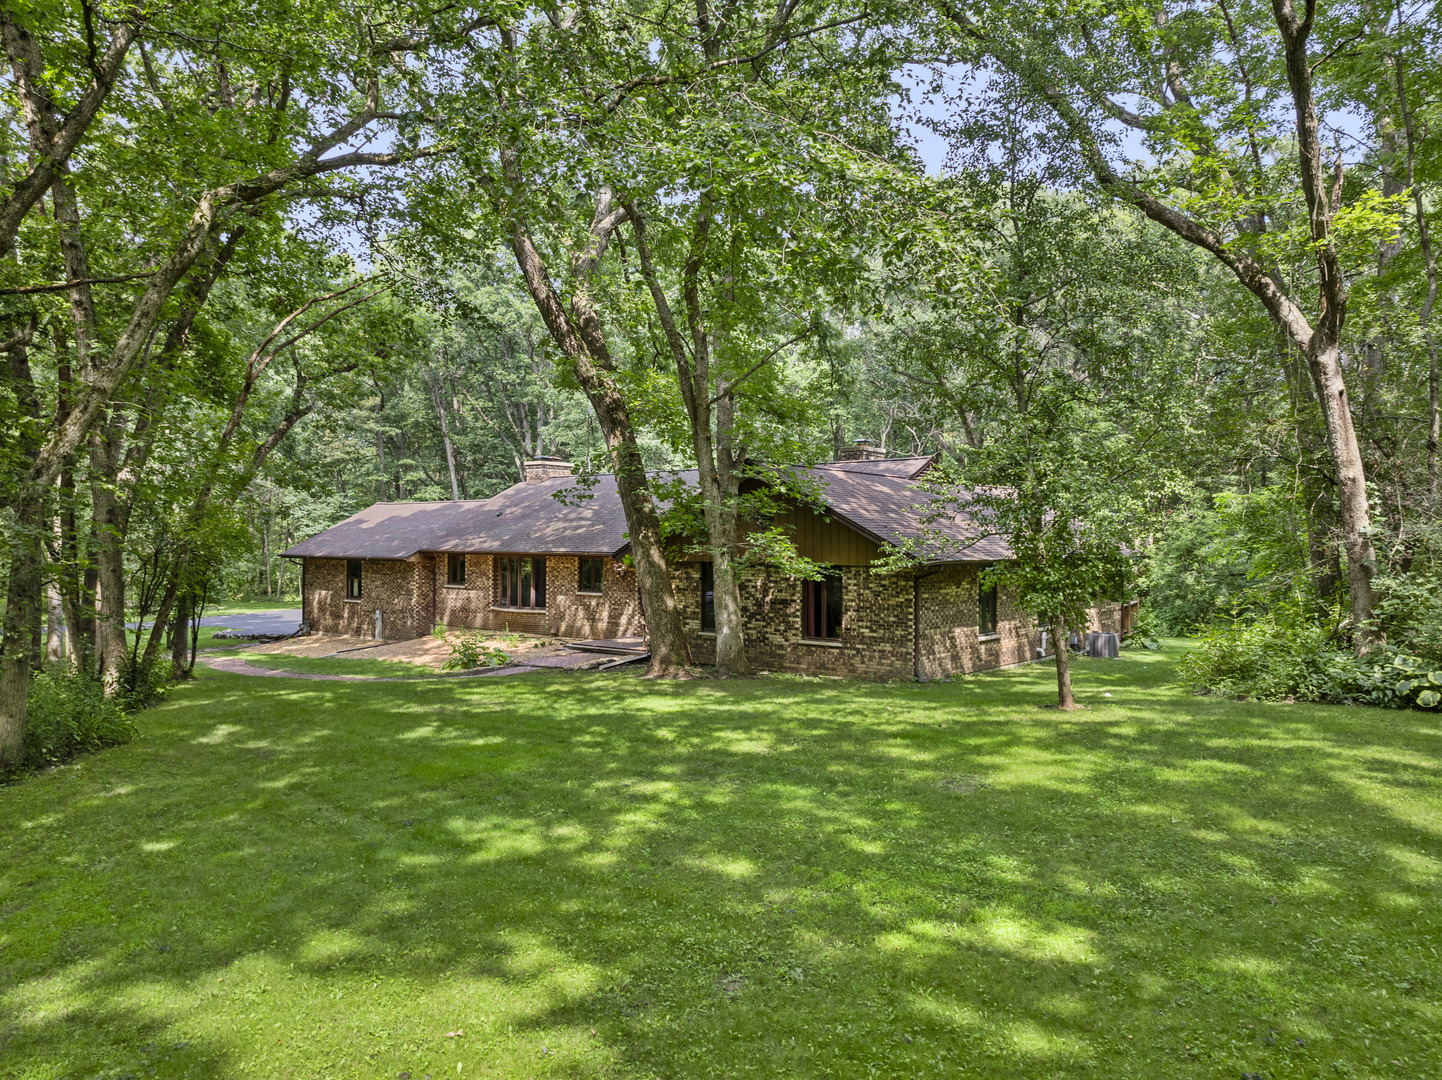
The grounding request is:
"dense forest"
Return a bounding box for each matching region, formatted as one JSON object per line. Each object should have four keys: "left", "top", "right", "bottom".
{"left": 2, "top": 0, "right": 1439, "bottom": 767}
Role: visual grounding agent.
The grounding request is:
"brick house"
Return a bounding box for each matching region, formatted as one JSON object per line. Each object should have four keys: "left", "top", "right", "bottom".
{"left": 283, "top": 446, "right": 1135, "bottom": 679}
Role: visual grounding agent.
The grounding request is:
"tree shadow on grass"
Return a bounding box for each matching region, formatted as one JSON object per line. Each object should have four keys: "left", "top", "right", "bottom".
{"left": 2, "top": 650, "right": 1439, "bottom": 1078}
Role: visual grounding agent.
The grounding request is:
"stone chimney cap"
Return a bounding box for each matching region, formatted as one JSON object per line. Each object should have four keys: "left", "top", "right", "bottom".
{"left": 522, "top": 457, "right": 576, "bottom": 482}
{"left": 837, "top": 438, "right": 886, "bottom": 462}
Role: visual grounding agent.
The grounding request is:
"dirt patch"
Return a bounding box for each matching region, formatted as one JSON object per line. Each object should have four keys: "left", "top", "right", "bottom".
{"left": 244, "top": 629, "right": 558, "bottom": 672}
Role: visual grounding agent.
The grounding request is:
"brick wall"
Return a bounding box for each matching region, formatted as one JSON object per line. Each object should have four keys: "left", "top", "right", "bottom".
{"left": 432, "top": 553, "right": 495, "bottom": 629}
{"left": 914, "top": 563, "right": 1128, "bottom": 679}
{"left": 429, "top": 553, "right": 643, "bottom": 641}
{"left": 546, "top": 556, "right": 645, "bottom": 640}
{"left": 307, "top": 551, "right": 1129, "bottom": 669}
{"left": 672, "top": 562, "right": 915, "bottom": 679}
{"left": 303, "top": 557, "right": 432, "bottom": 640}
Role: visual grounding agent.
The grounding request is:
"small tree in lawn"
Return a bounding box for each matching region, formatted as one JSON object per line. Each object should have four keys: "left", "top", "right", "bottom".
{"left": 879, "top": 180, "right": 1198, "bottom": 707}
{"left": 945, "top": 410, "right": 1137, "bottom": 710}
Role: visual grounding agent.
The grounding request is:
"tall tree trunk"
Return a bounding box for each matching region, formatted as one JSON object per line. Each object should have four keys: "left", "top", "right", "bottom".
{"left": 1052, "top": 616, "right": 1076, "bottom": 709}
{"left": 0, "top": 326, "right": 42, "bottom": 767}
{"left": 628, "top": 203, "right": 748, "bottom": 673}
{"left": 1306, "top": 331, "right": 1377, "bottom": 648}
{"left": 0, "top": 491, "right": 45, "bottom": 766}
{"left": 504, "top": 191, "right": 689, "bottom": 675}
{"left": 170, "top": 590, "right": 193, "bottom": 680}
{"left": 429, "top": 367, "right": 461, "bottom": 500}
{"left": 90, "top": 427, "right": 128, "bottom": 692}
{"left": 710, "top": 391, "right": 749, "bottom": 676}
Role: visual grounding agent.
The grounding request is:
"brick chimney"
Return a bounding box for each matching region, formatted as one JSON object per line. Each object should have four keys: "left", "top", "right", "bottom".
{"left": 837, "top": 438, "right": 885, "bottom": 462}
{"left": 522, "top": 456, "right": 575, "bottom": 483}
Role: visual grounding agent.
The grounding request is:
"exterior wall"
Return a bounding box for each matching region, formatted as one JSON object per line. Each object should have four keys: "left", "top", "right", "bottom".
{"left": 303, "top": 557, "right": 433, "bottom": 641}
{"left": 914, "top": 563, "right": 1129, "bottom": 680}
{"left": 428, "top": 553, "right": 643, "bottom": 641}
{"left": 432, "top": 553, "right": 495, "bottom": 629}
{"left": 767, "top": 504, "right": 880, "bottom": 565}
{"left": 305, "top": 550, "right": 1131, "bottom": 671}
{"left": 672, "top": 562, "right": 915, "bottom": 680}
{"left": 915, "top": 564, "right": 1042, "bottom": 680}
{"left": 545, "top": 556, "right": 645, "bottom": 640}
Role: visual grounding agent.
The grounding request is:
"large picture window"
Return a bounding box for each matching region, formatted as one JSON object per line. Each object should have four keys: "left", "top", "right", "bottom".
{"left": 447, "top": 553, "right": 466, "bottom": 586}
{"left": 700, "top": 562, "right": 715, "bottom": 632}
{"left": 579, "top": 556, "right": 604, "bottom": 594}
{"left": 497, "top": 556, "right": 546, "bottom": 609}
{"left": 346, "top": 559, "right": 363, "bottom": 600}
{"left": 803, "top": 567, "right": 842, "bottom": 641}
{"left": 978, "top": 573, "right": 999, "bottom": 636}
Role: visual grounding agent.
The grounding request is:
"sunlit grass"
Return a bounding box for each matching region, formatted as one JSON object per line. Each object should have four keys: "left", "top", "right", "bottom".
{"left": 239, "top": 653, "right": 440, "bottom": 678}
{"left": 2, "top": 645, "right": 1438, "bottom": 1078}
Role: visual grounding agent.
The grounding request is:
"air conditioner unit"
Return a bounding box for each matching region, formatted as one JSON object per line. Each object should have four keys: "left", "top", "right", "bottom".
{"left": 1085, "top": 632, "right": 1119, "bottom": 658}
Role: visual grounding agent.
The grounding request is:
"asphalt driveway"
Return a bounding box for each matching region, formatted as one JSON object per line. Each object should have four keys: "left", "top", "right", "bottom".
{"left": 127, "top": 608, "right": 303, "bottom": 635}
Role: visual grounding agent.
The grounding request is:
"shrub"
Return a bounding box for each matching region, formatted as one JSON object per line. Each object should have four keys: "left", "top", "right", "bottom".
{"left": 1337, "top": 652, "right": 1442, "bottom": 710}
{"left": 1180, "top": 613, "right": 1336, "bottom": 701}
{"left": 1181, "top": 616, "right": 1442, "bottom": 712}
{"left": 444, "top": 632, "right": 510, "bottom": 671}
{"left": 15, "top": 667, "right": 138, "bottom": 775}
{"left": 116, "top": 655, "right": 173, "bottom": 712}
{"left": 1123, "top": 606, "right": 1164, "bottom": 651}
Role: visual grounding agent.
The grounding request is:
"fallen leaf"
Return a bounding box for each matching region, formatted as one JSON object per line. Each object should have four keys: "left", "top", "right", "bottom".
{"left": 445, "top": 1031, "right": 464, "bottom": 1038}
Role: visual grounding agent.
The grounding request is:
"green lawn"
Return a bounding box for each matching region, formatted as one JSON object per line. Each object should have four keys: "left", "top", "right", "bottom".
{"left": 2, "top": 648, "right": 1438, "bottom": 1079}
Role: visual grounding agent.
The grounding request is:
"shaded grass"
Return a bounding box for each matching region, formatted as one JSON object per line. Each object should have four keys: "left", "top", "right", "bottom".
{"left": 1, "top": 646, "right": 1439, "bottom": 1079}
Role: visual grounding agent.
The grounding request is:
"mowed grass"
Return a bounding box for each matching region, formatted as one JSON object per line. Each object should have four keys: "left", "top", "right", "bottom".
{"left": 2, "top": 648, "right": 1439, "bottom": 1079}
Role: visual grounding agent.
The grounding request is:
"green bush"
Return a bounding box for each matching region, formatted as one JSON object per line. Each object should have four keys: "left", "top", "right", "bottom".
{"left": 444, "top": 632, "right": 510, "bottom": 671}
{"left": 1123, "top": 606, "right": 1164, "bottom": 651}
{"left": 1180, "top": 613, "right": 1336, "bottom": 701}
{"left": 15, "top": 667, "right": 138, "bottom": 775}
{"left": 1181, "top": 616, "right": 1442, "bottom": 711}
{"left": 116, "top": 655, "right": 173, "bottom": 712}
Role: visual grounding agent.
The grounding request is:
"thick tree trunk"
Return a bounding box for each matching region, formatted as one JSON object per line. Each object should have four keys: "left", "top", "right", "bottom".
{"left": 600, "top": 416, "right": 690, "bottom": 674}
{"left": 707, "top": 393, "right": 749, "bottom": 675}
{"left": 628, "top": 203, "right": 747, "bottom": 673}
{"left": 1306, "top": 332, "right": 1380, "bottom": 650}
{"left": 1052, "top": 616, "right": 1076, "bottom": 710}
{"left": 505, "top": 202, "right": 689, "bottom": 675}
{"left": 1, "top": 327, "right": 43, "bottom": 765}
{"left": 0, "top": 490, "right": 45, "bottom": 767}
{"left": 170, "top": 591, "right": 193, "bottom": 680}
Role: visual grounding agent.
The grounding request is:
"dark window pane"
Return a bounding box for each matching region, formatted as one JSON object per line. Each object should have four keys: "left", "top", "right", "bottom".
{"left": 579, "top": 557, "right": 603, "bottom": 593}
{"left": 700, "top": 563, "right": 715, "bottom": 631}
{"left": 825, "top": 570, "right": 843, "bottom": 638}
{"left": 448, "top": 554, "right": 466, "bottom": 585}
{"left": 346, "top": 559, "right": 363, "bottom": 600}
{"left": 979, "top": 574, "right": 998, "bottom": 635}
{"left": 802, "top": 566, "right": 842, "bottom": 640}
{"left": 534, "top": 557, "right": 545, "bottom": 608}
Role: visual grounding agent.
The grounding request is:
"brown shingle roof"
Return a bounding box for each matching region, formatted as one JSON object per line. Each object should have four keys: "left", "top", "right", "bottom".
{"left": 793, "top": 467, "right": 1013, "bottom": 562}
{"left": 283, "top": 459, "right": 1010, "bottom": 564}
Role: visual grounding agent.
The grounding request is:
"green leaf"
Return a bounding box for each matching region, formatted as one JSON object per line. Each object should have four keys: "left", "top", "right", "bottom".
{"left": 1417, "top": 690, "right": 1441, "bottom": 709}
